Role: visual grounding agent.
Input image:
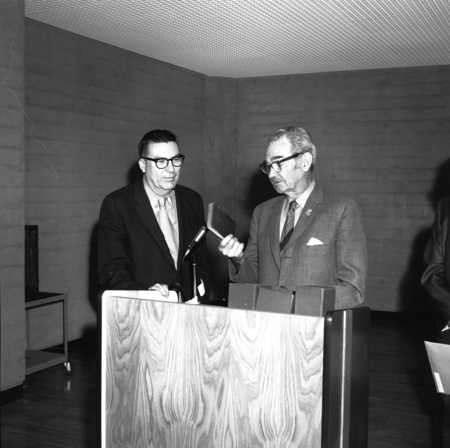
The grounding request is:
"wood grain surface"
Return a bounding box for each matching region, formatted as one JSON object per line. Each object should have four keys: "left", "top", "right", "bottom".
{"left": 102, "top": 298, "right": 324, "bottom": 447}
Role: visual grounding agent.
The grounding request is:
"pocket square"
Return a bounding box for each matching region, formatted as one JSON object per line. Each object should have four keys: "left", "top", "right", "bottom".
{"left": 306, "top": 237, "right": 323, "bottom": 246}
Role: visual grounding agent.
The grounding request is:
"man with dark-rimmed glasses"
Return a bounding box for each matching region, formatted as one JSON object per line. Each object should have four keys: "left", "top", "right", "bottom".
{"left": 98, "top": 129, "right": 209, "bottom": 303}
{"left": 219, "top": 126, "right": 367, "bottom": 309}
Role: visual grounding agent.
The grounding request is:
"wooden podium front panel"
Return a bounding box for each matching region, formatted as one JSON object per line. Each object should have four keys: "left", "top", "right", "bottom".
{"left": 101, "top": 298, "right": 324, "bottom": 448}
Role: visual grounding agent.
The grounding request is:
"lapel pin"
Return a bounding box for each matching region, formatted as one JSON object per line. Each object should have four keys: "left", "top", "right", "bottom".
{"left": 305, "top": 209, "right": 312, "bottom": 216}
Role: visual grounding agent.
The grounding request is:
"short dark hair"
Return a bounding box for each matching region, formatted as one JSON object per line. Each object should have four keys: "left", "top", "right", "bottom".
{"left": 138, "top": 129, "right": 178, "bottom": 158}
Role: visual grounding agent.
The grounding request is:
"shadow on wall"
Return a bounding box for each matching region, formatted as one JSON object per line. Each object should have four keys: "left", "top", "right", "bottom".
{"left": 398, "top": 158, "right": 450, "bottom": 315}
{"left": 88, "top": 222, "right": 100, "bottom": 316}
{"left": 239, "top": 169, "right": 278, "bottom": 240}
{"left": 207, "top": 169, "right": 279, "bottom": 305}
{"left": 204, "top": 169, "right": 278, "bottom": 304}
{"left": 206, "top": 233, "right": 228, "bottom": 306}
{"left": 128, "top": 163, "right": 142, "bottom": 185}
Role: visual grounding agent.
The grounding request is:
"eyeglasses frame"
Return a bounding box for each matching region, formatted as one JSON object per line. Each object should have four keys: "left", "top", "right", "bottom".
{"left": 141, "top": 154, "right": 185, "bottom": 169}
{"left": 259, "top": 151, "right": 306, "bottom": 175}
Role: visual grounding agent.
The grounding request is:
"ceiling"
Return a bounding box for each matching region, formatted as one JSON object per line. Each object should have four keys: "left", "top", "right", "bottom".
{"left": 25, "top": 0, "right": 450, "bottom": 78}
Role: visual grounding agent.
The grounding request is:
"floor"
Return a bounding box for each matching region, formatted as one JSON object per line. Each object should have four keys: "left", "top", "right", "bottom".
{"left": 1, "top": 341, "right": 98, "bottom": 448}
{"left": 0, "top": 311, "right": 445, "bottom": 447}
{"left": 368, "top": 312, "right": 444, "bottom": 448}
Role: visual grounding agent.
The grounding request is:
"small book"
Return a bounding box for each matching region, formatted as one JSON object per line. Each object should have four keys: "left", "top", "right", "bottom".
{"left": 424, "top": 341, "right": 450, "bottom": 395}
{"left": 207, "top": 203, "right": 236, "bottom": 240}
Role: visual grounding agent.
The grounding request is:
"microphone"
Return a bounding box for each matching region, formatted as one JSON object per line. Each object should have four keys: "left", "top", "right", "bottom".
{"left": 184, "top": 225, "right": 208, "bottom": 258}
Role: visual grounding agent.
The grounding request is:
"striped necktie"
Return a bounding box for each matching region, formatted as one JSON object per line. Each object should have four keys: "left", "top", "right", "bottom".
{"left": 158, "top": 197, "right": 179, "bottom": 267}
{"left": 280, "top": 200, "right": 300, "bottom": 252}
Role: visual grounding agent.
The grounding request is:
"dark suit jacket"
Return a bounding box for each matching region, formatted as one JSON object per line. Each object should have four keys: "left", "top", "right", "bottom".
{"left": 98, "top": 178, "right": 210, "bottom": 303}
{"left": 231, "top": 184, "right": 367, "bottom": 309}
{"left": 422, "top": 196, "right": 450, "bottom": 337}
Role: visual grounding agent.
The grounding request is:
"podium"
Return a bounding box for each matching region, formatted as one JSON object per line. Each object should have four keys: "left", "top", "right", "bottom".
{"left": 100, "top": 291, "right": 370, "bottom": 448}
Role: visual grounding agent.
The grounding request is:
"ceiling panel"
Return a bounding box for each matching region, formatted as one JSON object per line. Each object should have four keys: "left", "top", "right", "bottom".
{"left": 25, "top": 0, "right": 450, "bottom": 77}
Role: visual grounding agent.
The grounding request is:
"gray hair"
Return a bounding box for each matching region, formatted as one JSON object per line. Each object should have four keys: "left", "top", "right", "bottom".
{"left": 268, "top": 126, "right": 317, "bottom": 171}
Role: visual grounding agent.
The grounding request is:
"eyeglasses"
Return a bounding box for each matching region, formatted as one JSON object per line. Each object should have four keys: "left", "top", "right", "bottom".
{"left": 259, "top": 152, "right": 304, "bottom": 175}
{"left": 141, "top": 154, "right": 185, "bottom": 169}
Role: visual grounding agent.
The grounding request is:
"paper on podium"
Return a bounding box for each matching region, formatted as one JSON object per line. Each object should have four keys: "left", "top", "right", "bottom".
{"left": 207, "top": 203, "right": 236, "bottom": 240}
{"left": 425, "top": 341, "right": 450, "bottom": 395}
{"left": 102, "top": 290, "right": 179, "bottom": 303}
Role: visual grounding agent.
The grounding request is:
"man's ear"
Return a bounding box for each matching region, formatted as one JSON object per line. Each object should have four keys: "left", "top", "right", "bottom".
{"left": 138, "top": 159, "right": 146, "bottom": 173}
{"left": 302, "top": 152, "right": 313, "bottom": 172}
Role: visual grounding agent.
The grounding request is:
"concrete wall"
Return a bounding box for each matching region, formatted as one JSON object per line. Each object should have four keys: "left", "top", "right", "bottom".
{"left": 1, "top": 0, "right": 26, "bottom": 391}
{"left": 24, "top": 20, "right": 207, "bottom": 348}
{"left": 203, "top": 77, "right": 238, "bottom": 303}
{"left": 233, "top": 67, "right": 450, "bottom": 312}
{"left": 3, "top": 13, "right": 449, "bottom": 390}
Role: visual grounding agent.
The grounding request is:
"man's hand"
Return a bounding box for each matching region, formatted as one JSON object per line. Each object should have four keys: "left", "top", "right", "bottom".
{"left": 218, "top": 234, "right": 245, "bottom": 263}
{"left": 148, "top": 283, "right": 169, "bottom": 297}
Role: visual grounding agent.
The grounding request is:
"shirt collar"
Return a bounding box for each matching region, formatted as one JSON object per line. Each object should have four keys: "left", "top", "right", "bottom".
{"left": 143, "top": 177, "right": 176, "bottom": 209}
{"left": 285, "top": 179, "right": 315, "bottom": 210}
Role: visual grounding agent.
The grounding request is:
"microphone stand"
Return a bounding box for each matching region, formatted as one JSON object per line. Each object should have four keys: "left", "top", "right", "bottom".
{"left": 169, "top": 255, "right": 187, "bottom": 303}
{"left": 169, "top": 252, "right": 196, "bottom": 303}
{"left": 191, "top": 252, "right": 198, "bottom": 301}
{"left": 169, "top": 280, "right": 186, "bottom": 303}
{"left": 170, "top": 225, "right": 207, "bottom": 303}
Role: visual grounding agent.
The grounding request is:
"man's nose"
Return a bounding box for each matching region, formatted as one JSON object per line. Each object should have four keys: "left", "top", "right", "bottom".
{"left": 268, "top": 165, "right": 278, "bottom": 178}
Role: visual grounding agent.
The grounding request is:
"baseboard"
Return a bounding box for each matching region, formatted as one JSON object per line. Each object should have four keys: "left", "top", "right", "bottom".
{"left": 1, "top": 384, "right": 24, "bottom": 406}
{"left": 371, "top": 310, "right": 435, "bottom": 323}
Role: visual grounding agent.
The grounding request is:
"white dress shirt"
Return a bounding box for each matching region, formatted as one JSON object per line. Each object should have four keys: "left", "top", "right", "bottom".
{"left": 279, "top": 179, "right": 315, "bottom": 239}
{"left": 143, "top": 182, "right": 179, "bottom": 235}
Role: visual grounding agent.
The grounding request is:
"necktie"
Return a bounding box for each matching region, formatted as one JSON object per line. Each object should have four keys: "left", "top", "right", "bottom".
{"left": 280, "top": 200, "right": 300, "bottom": 252}
{"left": 158, "top": 197, "right": 179, "bottom": 267}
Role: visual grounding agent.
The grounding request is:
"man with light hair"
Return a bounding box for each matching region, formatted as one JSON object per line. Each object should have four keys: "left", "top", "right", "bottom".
{"left": 219, "top": 126, "right": 367, "bottom": 309}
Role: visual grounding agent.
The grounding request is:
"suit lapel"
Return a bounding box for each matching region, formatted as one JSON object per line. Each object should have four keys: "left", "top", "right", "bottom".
{"left": 133, "top": 178, "right": 175, "bottom": 266}
{"left": 175, "top": 186, "right": 190, "bottom": 270}
{"left": 284, "top": 184, "right": 324, "bottom": 251}
{"left": 269, "top": 198, "right": 284, "bottom": 270}
{"left": 443, "top": 199, "right": 450, "bottom": 290}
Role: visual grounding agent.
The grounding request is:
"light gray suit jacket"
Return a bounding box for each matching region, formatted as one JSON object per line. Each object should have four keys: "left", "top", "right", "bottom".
{"left": 230, "top": 184, "right": 368, "bottom": 309}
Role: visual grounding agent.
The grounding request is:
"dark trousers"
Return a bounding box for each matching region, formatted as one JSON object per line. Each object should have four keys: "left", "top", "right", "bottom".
{"left": 444, "top": 395, "right": 450, "bottom": 448}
